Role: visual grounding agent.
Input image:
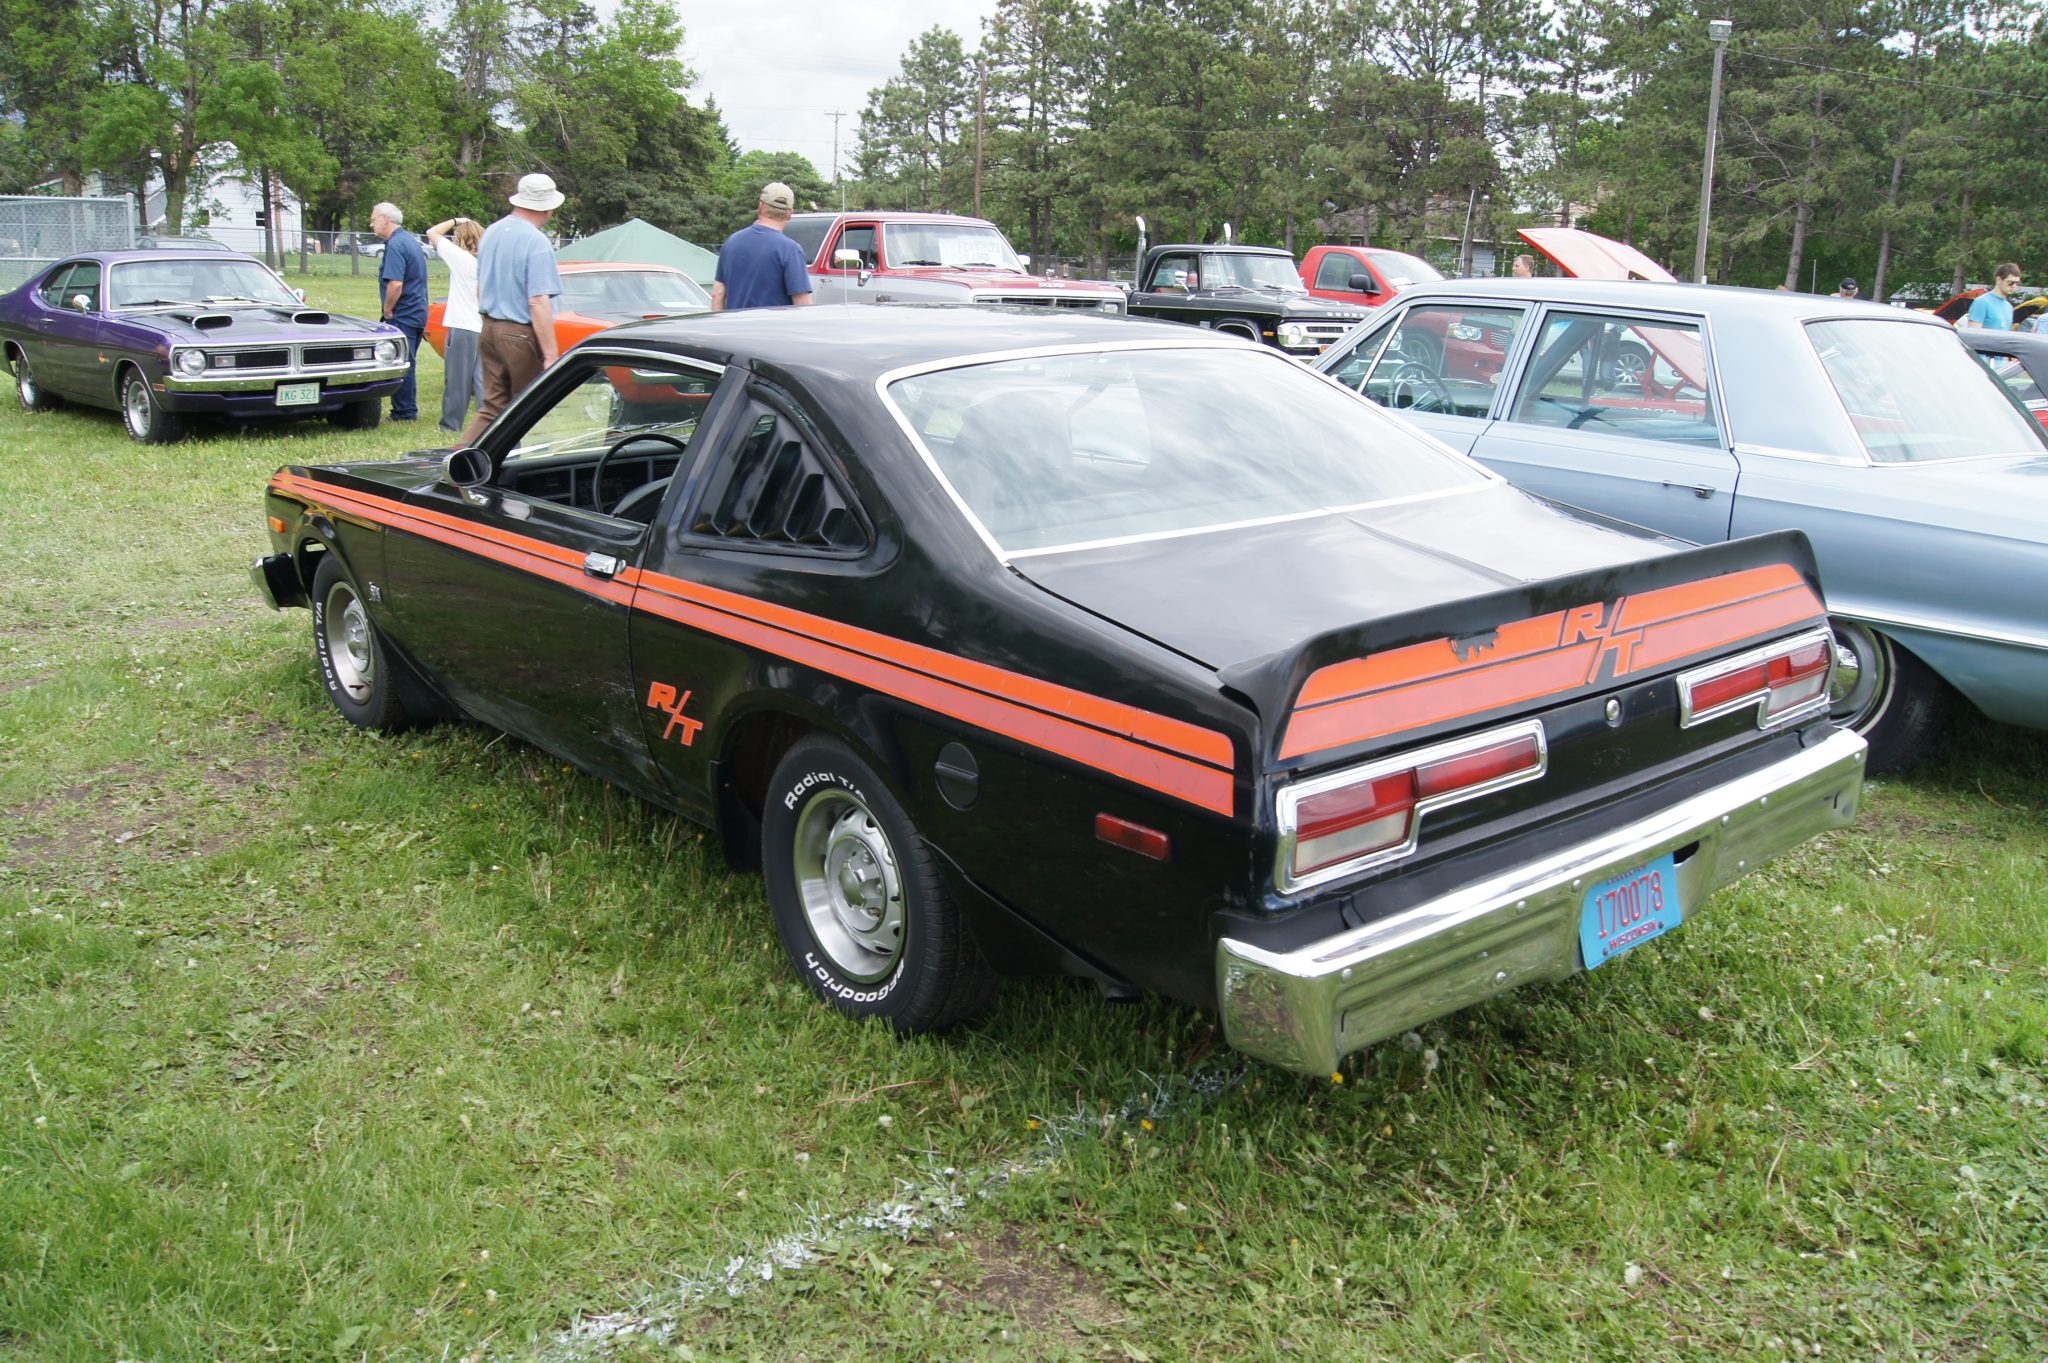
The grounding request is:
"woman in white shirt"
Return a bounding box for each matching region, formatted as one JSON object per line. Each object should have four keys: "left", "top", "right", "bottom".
{"left": 425, "top": 217, "right": 485, "bottom": 433}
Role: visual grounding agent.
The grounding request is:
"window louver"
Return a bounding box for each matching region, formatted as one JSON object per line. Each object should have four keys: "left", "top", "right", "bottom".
{"left": 695, "top": 408, "right": 865, "bottom": 550}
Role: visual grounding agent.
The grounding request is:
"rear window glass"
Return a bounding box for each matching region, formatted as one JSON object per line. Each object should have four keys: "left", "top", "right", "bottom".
{"left": 886, "top": 347, "right": 1483, "bottom": 555}
{"left": 1809, "top": 320, "right": 2044, "bottom": 463}
{"left": 783, "top": 216, "right": 831, "bottom": 266}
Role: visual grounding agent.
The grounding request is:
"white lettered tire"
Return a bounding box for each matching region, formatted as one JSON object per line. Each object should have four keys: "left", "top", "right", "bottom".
{"left": 763, "top": 736, "right": 996, "bottom": 1033}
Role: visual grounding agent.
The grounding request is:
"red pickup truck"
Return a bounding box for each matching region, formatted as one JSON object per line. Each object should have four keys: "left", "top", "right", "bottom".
{"left": 1299, "top": 244, "right": 1446, "bottom": 308}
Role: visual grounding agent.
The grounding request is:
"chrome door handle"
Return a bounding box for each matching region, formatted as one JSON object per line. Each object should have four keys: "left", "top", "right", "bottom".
{"left": 1663, "top": 481, "right": 1714, "bottom": 499}
{"left": 582, "top": 552, "right": 622, "bottom": 579}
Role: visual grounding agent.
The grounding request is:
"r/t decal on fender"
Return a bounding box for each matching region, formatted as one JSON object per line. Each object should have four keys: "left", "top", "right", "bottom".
{"left": 646, "top": 681, "right": 702, "bottom": 746}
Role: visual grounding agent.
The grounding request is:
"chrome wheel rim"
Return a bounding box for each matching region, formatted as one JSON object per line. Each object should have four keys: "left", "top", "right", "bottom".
{"left": 1828, "top": 620, "right": 1892, "bottom": 733}
{"left": 123, "top": 376, "right": 152, "bottom": 438}
{"left": 321, "top": 580, "right": 375, "bottom": 703}
{"left": 1613, "top": 348, "right": 1648, "bottom": 385}
{"left": 791, "top": 788, "right": 905, "bottom": 983}
{"left": 17, "top": 364, "right": 35, "bottom": 407}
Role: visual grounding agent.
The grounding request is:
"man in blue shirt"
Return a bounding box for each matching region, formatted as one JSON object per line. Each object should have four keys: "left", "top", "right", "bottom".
{"left": 712, "top": 182, "right": 814, "bottom": 312}
{"left": 372, "top": 202, "right": 429, "bottom": 421}
{"left": 1963, "top": 262, "right": 2024, "bottom": 331}
{"left": 459, "top": 172, "right": 565, "bottom": 445}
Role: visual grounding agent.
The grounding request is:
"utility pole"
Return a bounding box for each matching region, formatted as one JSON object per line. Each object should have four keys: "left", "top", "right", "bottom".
{"left": 828, "top": 109, "right": 847, "bottom": 211}
{"left": 1692, "top": 16, "right": 1733, "bottom": 284}
{"left": 974, "top": 59, "right": 985, "bottom": 219}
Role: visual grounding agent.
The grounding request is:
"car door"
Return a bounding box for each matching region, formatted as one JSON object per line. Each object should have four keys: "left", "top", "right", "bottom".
{"left": 1308, "top": 248, "right": 1383, "bottom": 308}
{"left": 1130, "top": 251, "right": 1204, "bottom": 327}
{"left": 1323, "top": 300, "right": 1533, "bottom": 454}
{"left": 1468, "top": 306, "right": 1738, "bottom": 544}
{"left": 626, "top": 375, "right": 877, "bottom": 823}
{"left": 385, "top": 349, "right": 722, "bottom": 798}
{"left": 808, "top": 221, "right": 878, "bottom": 305}
{"left": 32, "top": 261, "right": 103, "bottom": 397}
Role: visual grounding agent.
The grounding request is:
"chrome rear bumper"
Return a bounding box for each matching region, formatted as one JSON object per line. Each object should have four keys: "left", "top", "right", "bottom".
{"left": 1217, "top": 728, "right": 1867, "bottom": 1076}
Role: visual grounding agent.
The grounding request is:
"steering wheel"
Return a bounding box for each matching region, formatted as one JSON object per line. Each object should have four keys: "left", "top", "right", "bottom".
{"left": 1387, "top": 361, "right": 1451, "bottom": 412}
{"left": 592, "top": 430, "right": 691, "bottom": 516}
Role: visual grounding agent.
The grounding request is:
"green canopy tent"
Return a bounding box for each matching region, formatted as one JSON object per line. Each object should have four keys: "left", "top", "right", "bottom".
{"left": 557, "top": 218, "right": 718, "bottom": 288}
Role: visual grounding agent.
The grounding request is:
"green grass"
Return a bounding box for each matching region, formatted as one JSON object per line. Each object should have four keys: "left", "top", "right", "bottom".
{"left": 2, "top": 275, "right": 2044, "bottom": 1361}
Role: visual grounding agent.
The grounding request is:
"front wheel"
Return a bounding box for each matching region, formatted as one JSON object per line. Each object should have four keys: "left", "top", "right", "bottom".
{"left": 763, "top": 737, "right": 996, "bottom": 1034}
{"left": 311, "top": 555, "right": 411, "bottom": 731}
{"left": 120, "top": 369, "right": 185, "bottom": 444}
{"left": 1828, "top": 618, "right": 1949, "bottom": 774}
{"left": 14, "top": 354, "right": 60, "bottom": 411}
{"left": 328, "top": 397, "right": 382, "bottom": 430}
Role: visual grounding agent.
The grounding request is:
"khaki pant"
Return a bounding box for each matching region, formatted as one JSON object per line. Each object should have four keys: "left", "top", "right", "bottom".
{"left": 461, "top": 316, "right": 547, "bottom": 445}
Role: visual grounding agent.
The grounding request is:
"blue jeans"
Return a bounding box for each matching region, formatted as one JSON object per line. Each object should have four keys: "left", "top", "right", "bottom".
{"left": 391, "top": 320, "right": 424, "bottom": 420}
{"left": 439, "top": 326, "right": 482, "bottom": 432}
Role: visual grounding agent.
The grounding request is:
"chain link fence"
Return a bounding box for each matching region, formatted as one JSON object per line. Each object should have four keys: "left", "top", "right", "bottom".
{"left": 0, "top": 195, "right": 137, "bottom": 287}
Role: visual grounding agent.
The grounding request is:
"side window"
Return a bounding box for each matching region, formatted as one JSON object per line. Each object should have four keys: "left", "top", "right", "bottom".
{"left": 495, "top": 358, "right": 716, "bottom": 521}
{"left": 690, "top": 394, "right": 868, "bottom": 552}
{"left": 1326, "top": 323, "right": 1396, "bottom": 392}
{"left": 1360, "top": 304, "right": 1526, "bottom": 419}
{"left": 1147, "top": 253, "right": 1198, "bottom": 292}
{"left": 63, "top": 262, "right": 101, "bottom": 310}
{"left": 836, "top": 225, "right": 878, "bottom": 269}
{"left": 1507, "top": 311, "right": 1719, "bottom": 444}
{"left": 783, "top": 216, "right": 830, "bottom": 266}
{"left": 1980, "top": 350, "right": 2043, "bottom": 404}
{"left": 1315, "top": 252, "right": 1361, "bottom": 291}
{"left": 39, "top": 264, "right": 80, "bottom": 308}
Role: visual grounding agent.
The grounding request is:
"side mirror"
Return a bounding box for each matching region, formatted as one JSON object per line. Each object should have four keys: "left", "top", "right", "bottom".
{"left": 442, "top": 446, "right": 492, "bottom": 488}
{"left": 1017, "top": 253, "right": 1032, "bottom": 268}
{"left": 832, "top": 248, "right": 863, "bottom": 269}
{"left": 67, "top": 292, "right": 93, "bottom": 313}
{"left": 1348, "top": 273, "right": 1380, "bottom": 296}
{"left": 292, "top": 287, "right": 306, "bottom": 304}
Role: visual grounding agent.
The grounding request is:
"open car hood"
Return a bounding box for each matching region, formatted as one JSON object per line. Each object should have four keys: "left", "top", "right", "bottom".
{"left": 1519, "top": 228, "right": 1677, "bottom": 283}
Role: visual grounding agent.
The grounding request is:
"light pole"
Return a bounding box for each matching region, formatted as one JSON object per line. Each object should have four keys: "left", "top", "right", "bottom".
{"left": 1692, "top": 16, "right": 1733, "bottom": 284}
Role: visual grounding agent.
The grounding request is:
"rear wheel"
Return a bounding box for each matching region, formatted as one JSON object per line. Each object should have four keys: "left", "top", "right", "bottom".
{"left": 120, "top": 368, "right": 185, "bottom": 444}
{"left": 328, "top": 397, "right": 382, "bottom": 430}
{"left": 763, "top": 736, "right": 996, "bottom": 1034}
{"left": 1829, "top": 618, "right": 1949, "bottom": 774}
{"left": 311, "top": 555, "right": 411, "bottom": 731}
{"left": 13, "top": 352, "right": 59, "bottom": 411}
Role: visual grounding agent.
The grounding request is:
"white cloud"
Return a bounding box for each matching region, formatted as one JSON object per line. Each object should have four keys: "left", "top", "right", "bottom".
{"left": 675, "top": 0, "right": 1001, "bottom": 168}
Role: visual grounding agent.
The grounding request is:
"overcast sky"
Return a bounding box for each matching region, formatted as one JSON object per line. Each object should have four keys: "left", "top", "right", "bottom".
{"left": 677, "top": 0, "right": 1002, "bottom": 168}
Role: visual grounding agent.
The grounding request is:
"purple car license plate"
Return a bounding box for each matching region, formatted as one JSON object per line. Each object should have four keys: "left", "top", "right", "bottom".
{"left": 1579, "top": 852, "right": 1682, "bottom": 969}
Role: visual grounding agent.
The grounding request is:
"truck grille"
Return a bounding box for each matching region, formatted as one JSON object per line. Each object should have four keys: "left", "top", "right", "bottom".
{"left": 974, "top": 294, "right": 1112, "bottom": 310}
{"left": 208, "top": 348, "right": 290, "bottom": 370}
{"left": 1297, "top": 321, "right": 1359, "bottom": 343}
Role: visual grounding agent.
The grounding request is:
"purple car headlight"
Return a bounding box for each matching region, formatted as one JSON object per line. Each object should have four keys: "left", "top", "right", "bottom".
{"left": 375, "top": 339, "right": 401, "bottom": 363}
{"left": 174, "top": 348, "right": 206, "bottom": 376}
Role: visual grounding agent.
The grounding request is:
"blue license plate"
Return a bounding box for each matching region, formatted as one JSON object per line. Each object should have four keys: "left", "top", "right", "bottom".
{"left": 1579, "top": 852, "right": 1683, "bottom": 969}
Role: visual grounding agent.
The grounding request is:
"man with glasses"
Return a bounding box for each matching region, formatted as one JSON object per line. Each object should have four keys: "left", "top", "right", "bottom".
{"left": 1963, "top": 262, "right": 2024, "bottom": 331}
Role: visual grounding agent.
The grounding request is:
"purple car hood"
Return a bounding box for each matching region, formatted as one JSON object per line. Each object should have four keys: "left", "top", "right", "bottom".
{"left": 118, "top": 305, "right": 392, "bottom": 342}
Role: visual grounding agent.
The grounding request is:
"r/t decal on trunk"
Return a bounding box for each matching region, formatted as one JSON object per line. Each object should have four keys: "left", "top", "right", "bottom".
{"left": 646, "top": 681, "right": 702, "bottom": 746}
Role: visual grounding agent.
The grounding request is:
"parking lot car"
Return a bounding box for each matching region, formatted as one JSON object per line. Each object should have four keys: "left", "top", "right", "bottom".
{"left": 0, "top": 248, "right": 407, "bottom": 441}
{"left": 1125, "top": 231, "right": 1366, "bottom": 356}
{"left": 786, "top": 210, "right": 1126, "bottom": 311}
{"left": 1960, "top": 326, "right": 2048, "bottom": 431}
{"left": 1315, "top": 279, "right": 2048, "bottom": 771}
{"left": 424, "top": 260, "right": 710, "bottom": 363}
{"left": 252, "top": 307, "right": 1865, "bottom": 1075}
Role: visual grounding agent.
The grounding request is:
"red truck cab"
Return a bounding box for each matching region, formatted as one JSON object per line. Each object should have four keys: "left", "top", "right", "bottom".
{"left": 1300, "top": 244, "right": 1445, "bottom": 308}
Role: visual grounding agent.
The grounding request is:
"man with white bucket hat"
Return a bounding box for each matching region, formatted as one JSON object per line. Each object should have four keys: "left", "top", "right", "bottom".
{"left": 460, "top": 172, "right": 566, "bottom": 444}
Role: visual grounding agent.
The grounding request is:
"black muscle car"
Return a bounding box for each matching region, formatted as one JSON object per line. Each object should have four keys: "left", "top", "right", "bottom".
{"left": 252, "top": 307, "right": 1867, "bottom": 1076}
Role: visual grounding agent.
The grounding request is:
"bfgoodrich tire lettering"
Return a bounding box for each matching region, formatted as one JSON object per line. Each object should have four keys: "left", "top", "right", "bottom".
{"left": 762, "top": 736, "right": 996, "bottom": 1034}
{"left": 310, "top": 555, "right": 410, "bottom": 731}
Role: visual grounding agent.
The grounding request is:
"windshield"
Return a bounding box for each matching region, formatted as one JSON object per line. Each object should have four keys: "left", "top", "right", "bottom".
{"left": 108, "top": 258, "right": 298, "bottom": 309}
{"left": 883, "top": 222, "right": 1023, "bottom": 271}
{"left": 559, "top": 269, "right": 710, "bottom": 316}
{"left": 887, "top": 347, "right": 1483, "bottom": 554}
{"left": 1809, "top": 320, "right": 2046, "bottom": 463}
{"left": 1203, "top": 253, "right": 1305, "bottom": 292}
{"left": 1367, "top": 251, "right": 1444, "bottom": 288}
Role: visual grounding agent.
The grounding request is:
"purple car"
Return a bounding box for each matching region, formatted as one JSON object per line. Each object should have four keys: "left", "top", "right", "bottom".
{"left": 0, "top": 249, "right": 407, "bottom": 442}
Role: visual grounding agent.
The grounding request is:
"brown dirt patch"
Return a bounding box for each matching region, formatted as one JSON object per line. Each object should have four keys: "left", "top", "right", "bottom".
{"left": 0, "top": 670, "right": 57, "bottom": 696}
{"left": 947, "top": 1228, "right": 1124, "bottom": 1349}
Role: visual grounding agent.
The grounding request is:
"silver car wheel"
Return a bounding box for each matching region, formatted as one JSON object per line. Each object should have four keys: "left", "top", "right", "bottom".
{"left": 17, "top": 361, "right": 37, "bottom": 408}
{"left": 321, "top": 578, "right": 376, "bottom": 703}
{"left": 792, "top": 788, "right": 905, "bottom": 983}
{"left": 1828, "top": 618, "right": 1894, "bottom": 734}
{"left": 122, "top": 374, "right": 154, "bottom": 439}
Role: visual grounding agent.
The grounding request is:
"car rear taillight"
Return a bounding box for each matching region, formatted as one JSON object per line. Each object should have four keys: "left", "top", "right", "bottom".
{"left": 1678, "top": 627, "right": 1833, "bottom": 730}
{"left": 1278, "top": 721, "right": 1546, "bottom": 892}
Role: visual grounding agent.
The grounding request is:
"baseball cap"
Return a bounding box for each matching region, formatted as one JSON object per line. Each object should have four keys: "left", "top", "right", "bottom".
{"left": 509, "top": 173, "right": 565, "bottom": 211}
{"left": 759, "top": 182, "right": 796, "bottom": 213}
{"left": 1838, "top": 277, "right": 1858, "bottom": 291}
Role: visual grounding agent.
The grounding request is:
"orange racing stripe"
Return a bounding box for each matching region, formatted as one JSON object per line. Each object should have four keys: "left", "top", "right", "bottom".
{"left": 268, "top": 473, "right": 1237, "bottom": 815}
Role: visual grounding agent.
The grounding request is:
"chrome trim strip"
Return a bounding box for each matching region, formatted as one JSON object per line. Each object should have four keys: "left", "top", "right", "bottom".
{"left": 1273, "top": 719, "right": 1548, "bottom": 895}
{"left": 1728, "top": 440, "right": 1867, "bottom": 467}
{"left": 164, "top": 362, "right": 408, "bottom": 394}
{"left": 1218, "top": 727, "right": 1868, "bottom": 1076}
{"left": 1837, "top": 607, "right": 2048, "bottom": 654}
{"left": 1676, "top": 626, "right": 1835, "bottom": 729}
